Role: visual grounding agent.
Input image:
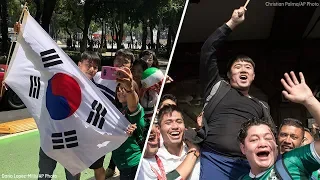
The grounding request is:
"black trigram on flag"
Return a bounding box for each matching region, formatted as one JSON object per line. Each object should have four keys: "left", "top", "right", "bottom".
{"left": 51, "top": 130, "right": 78, "bottom": 149}
{"left": 40, "top": 49, "right": 63, "bottom": 68}
{"left": 29, "top": 75, "right": 40, "bottom": 99}
{"left": 86, "top": 100, "right": 107, "bottom": 129}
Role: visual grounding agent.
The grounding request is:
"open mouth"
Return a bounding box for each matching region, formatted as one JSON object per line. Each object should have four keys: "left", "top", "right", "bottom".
{"left": 239, "top": 75, "right": 248, "bottom": 80}
{"left": 169, "top": 131, "right": 181, "bottom": 139}
{"left": 148, "top": 134, "right": 155, "bottom": 142}
{"left": 281, "top": 145, "right": 292, "bottom": 151}
{"left": 148, "top": 133, "right": 158, "bottom": 146}
{"left": 256, "top": 151, "right": 270, "bottom": 158}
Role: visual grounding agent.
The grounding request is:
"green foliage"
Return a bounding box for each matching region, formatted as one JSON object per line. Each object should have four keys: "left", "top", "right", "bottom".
{"left": 5, "top": 0, "right": 186, "bottom": 53}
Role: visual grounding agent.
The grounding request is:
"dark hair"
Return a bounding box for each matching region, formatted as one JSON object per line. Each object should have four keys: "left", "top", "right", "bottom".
{"left": 115, "top": 49, "right": 135, "bottom": 64}
{"left": 304, "top": 127, "right": 311, "bottom": 133}
{"left": 132, "top": 59, "right": 148, "bottom": 71}
{"left": 157, "top": 104, "right": 183, "bottom": 126}
{"left": 140, "top": 50, "right": 159, "bottom": 68}
{"left": 227, "top": 55, "right": 255, "bottom": 73}
{"left": 80, "top": 51, "right": 101, "bottom": 66}
{"left": 159, "top": 94, "right": 178, "bottom": 108}
{"left": 279, "top": 118, "right": 304, "bottom": 135}
{"left": 238, "top": 117, "right": 277, "bottom": 144}
{"left": 113, "top": 83, "right": 140, "bottom": 110}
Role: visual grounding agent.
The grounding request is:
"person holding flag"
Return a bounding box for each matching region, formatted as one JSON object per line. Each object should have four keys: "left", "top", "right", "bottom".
{"left": 7, "top": 8, "right": 133, "bottom": 178}
{"left": 191, "top": 5, "right": 274, "bottom": 180}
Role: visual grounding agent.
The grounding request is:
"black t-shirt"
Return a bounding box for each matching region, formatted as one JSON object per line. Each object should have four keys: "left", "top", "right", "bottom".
{"left": 202, "top": 88, "right": 263, "bottom": 157}
{"left": 199, "top": 24, "right": 267, "bottom": 157}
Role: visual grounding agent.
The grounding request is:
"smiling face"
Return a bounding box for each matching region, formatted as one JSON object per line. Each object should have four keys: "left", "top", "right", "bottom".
{"left": 278, "top": 125, "right": 304, "bottom": 154}
{"left": 132, "top": 64, "right": 144, "bottom": 84}
{"left": 116, "top": 83, "right": 128, "bottom": 104}
{"left": 240, "top": 124, "right": 278, "bottom": 175}
{"left": 141, "top": 54, "right": 154, "bottom": 68}
{"left": 78, "top": 59, "right": 98, "bottom": 80}
{"left": 144, "top": 125, "right": 160, "bottom": 158}
{"left": 159, "top": 111, "right": 185, "bottom": 146}
{"left": 228, "top": 60, "right": 255, "bottom": 92}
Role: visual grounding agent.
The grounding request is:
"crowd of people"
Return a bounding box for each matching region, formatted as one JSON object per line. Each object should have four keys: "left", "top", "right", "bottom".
{"left": 36, "top": 48, "right": 164, "bottom": 180}
{"left": 137, "top": 6, "right": 320, "bottom": 180}
{"left": 14, "top": 5, "right": 320, "bottom": 180}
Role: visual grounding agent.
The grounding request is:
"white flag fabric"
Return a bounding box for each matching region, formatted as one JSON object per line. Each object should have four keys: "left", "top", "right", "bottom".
{"left": 4, "top": 11, "right": 130, "bottom": 175}
{"left": 93, "top": 71, "right": 117, "bottom": 101}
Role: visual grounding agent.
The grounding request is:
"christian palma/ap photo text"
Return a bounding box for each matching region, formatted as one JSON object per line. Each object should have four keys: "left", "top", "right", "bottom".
{"left": 265, "top": 1, "right": 319, "bottom": 7}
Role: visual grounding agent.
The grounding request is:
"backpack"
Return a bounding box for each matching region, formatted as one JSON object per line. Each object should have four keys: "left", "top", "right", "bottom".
{"left": 184, "top": 80, "right": 275, "bottom": 144}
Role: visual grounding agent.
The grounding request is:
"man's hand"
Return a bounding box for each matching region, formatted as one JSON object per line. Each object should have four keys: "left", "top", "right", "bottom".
{"left": 126, "top": 123, "right": 137, "bottom": 136}
{"left": 312, "top": 123, "right": 320, "bottom": 130}
{"left": 116, "top": 67, "right": 134, "bottom": 92}
{"left": 196, "top": 112, "right": 203, "bottom": 130}
{"left": 14, "top": 22, "right": 21, "bottom": 34}
{"left": 165, "top": 75, "right": 173, "bottom": 84}
{"left": 184, "top": 139, "right": 200, "bottom": 157}
{"left": 281, "top": 71, "right": 314, "bottom": 105}
{"left": 226, "top": 7, "right": 246, "bottom": 30}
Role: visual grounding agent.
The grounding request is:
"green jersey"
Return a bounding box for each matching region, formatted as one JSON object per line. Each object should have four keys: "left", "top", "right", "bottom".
{"left": 112, "top": 104, "right": 145, "bottom": 170}
{"left": 241, "top": 142, "right": 320, "bottom": 180}
{"left": 311, "top": 170, "right": 320, "bottom": 180}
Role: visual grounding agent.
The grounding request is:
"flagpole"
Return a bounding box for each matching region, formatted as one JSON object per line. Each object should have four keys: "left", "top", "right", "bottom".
{"left": 0, "top": 3, "right": 28, "bottom": 97}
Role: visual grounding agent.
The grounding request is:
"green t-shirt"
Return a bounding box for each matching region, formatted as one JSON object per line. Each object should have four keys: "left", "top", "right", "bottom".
{"left": 312, "top": 170, "right": 320, "bottom": 180}
{"left": 112, "top": 103, "right": 145, "bottom": 170}
{"left": 241, "top": 143, "right": 320, "bottom": 180}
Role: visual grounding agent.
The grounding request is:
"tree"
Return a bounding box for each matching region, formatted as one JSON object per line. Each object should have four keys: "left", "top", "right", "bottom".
{"left": 80, "top": 0, "right": 96, "bottom": 52}
{"left": 163, "top": 0, "right": 184, "bottom": 57}
{"left": 32, "top": 0, "right": 57, "bottom": 33}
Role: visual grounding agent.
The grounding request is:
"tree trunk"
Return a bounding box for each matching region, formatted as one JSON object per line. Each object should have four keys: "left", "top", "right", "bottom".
{"left": 130, "top": 25, "right": 134, "bottom": 49}
{"left": 80, "top": 19, "right": 90, "bottom": 52}
{"left": 34, "top": 0, "right": 42, "bottom": 23}
{"left": 80, "top": 0, "right": 94, "bottom": 52}
{"left": 41, "top": 0, "right": 57, "bottom": 33}
{"left": 114, "top": 25, "right": 119, "bottom": 48}
{"left": 156, "top": 27, "right": 160, "bottom": 54}
{"left": 0, "top": 0, "right": 9, "bottom": 55}
{"left": 167, "top": 25, "right": 172, "bottom": 58}
{"left": 141, "top": 17, "right": 147, "bottom": 50}
{"left": 156, "top": 16, "right": 162, "bottom": 54}
{"left": 116, "top": 12, "right": 124, "bottom": 50}
{"left": 100, "top": 20, "right": 104, "bottom": 49}
{"left": 111, "top": 27, "right": 114, "bottom": 50}
{"left": 104, "top": 23, "right": 107, "bottom": 48}
{"left": 171, "top": 13, "right": 177, "bottom": 41}
{"left": 149, "top": 24, "right": 154, "bottom": 50}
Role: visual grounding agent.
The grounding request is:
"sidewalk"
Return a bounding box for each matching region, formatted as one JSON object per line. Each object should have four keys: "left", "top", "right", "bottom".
{"left": 0, "top": 130, "right": 114, "bottom": 180}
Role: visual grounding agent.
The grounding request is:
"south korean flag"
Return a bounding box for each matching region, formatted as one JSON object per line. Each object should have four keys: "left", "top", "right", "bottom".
{"left": 4, "top": 10, "right": 130, "bottom": 175}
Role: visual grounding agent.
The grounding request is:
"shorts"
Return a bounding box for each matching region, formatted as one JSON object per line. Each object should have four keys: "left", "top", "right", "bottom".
{"left": 89, "top": 155, "right": 105, "bottom": 169}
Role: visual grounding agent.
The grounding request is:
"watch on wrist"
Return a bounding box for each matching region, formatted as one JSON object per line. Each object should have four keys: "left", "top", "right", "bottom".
{"left": 187, "top": 148, "right": 199, "bottom": 158}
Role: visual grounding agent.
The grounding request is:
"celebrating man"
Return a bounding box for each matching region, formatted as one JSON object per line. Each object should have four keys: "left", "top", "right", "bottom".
{"left": 197, "top": 6, "right": 274, "bottom": 179}
{"left": 238, "top": 72, "right": 320, "bottom": 179}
